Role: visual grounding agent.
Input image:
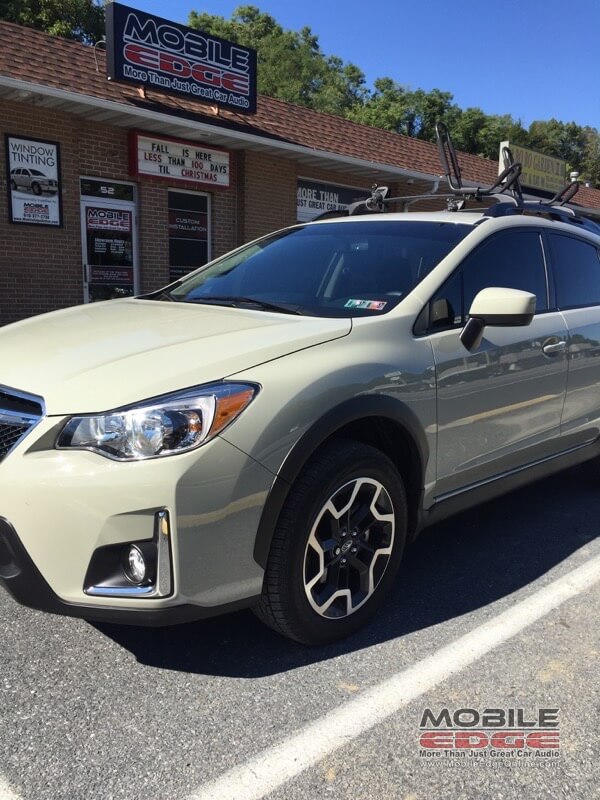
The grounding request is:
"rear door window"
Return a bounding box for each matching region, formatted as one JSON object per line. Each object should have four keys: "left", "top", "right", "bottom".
{"left": 547, "top": 233, "right": 600, "bottom": 309}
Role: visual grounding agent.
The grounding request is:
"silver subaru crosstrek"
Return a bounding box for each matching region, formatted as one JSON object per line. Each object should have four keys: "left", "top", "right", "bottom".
{"left": 1, "top": 194, "right": 600, "bottom": 643}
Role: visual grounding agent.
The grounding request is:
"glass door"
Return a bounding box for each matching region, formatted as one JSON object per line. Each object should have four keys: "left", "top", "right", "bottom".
{"left": 80, "top": 179, "right": 138, "bottom": 303}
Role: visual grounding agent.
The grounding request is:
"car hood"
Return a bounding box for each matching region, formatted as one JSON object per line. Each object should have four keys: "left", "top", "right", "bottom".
{"left": 0, "top": 299, "right": 351, "bottom": 414}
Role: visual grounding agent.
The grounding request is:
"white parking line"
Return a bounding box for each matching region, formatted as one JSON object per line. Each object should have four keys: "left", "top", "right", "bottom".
{"left": 189, "top": 551, "right": 600, "bottom": 800}
{"left": 0, "top": 776, "right": 20, "bottom": 800}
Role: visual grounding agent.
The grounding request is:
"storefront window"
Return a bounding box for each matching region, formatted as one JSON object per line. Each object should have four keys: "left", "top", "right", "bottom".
{"left": 168, "top": 191, "right": 210, "bottom": 282}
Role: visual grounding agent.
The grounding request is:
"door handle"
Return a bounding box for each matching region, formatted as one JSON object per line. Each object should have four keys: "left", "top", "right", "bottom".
{"left": 542, "top": 339, "right": 567, "bottom": 355}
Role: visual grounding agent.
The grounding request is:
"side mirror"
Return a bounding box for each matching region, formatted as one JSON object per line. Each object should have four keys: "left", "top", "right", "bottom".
{"left": 460, "top": 287, "right": 536, "bottom": 351}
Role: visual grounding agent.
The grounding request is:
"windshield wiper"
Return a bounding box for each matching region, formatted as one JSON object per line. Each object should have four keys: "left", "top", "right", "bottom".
{"left": 139, "top": 289, "right": 179, "bottom": 302}
{"left": 184, "top": 296, "right": 304, "bottom": 315}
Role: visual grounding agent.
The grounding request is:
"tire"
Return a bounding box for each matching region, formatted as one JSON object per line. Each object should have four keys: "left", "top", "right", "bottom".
{"left": 254, "top": 439, "right": 407, "bottom": 644}
{"left": 32, "top": 182, "right": 41, "bottom": 195}
{"left": 10, "top": 180, "right": 16, "bottom": 191}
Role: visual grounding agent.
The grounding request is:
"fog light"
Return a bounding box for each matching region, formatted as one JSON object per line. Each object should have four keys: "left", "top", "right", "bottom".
{"left": 126, "top": 545, "right": 147, "bottom": 583}
{"left": 122, "top": 542, "right": 156, "bottom": 585}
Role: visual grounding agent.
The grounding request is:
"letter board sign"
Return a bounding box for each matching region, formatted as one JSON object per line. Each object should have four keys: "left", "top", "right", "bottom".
{"left": 106, "top": 2, "right": 257, "bottom": 114}
{"left": 129, "top": 132, "right": 230, "bottom": 188}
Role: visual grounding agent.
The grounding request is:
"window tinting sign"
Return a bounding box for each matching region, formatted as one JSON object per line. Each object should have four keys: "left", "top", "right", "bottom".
{"left": 106, "top": 3, "right": 257, "bottom": 114}
{"left": 5, "top": 134, "right": 62, "bottom": 226}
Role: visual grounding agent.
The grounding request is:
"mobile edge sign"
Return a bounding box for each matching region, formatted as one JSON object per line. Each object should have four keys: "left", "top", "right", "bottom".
{"left": 106, "top": 3, "right": 257, "bottom": 114}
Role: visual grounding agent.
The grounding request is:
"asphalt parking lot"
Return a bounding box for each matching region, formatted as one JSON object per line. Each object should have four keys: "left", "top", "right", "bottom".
{"left": 0, "top": 463, "right": 598, "bottom": 800}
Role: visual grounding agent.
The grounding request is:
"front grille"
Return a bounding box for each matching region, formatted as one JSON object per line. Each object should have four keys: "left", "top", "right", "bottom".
{"left": 0, "top": 387, "right": 44, "bottom": 462}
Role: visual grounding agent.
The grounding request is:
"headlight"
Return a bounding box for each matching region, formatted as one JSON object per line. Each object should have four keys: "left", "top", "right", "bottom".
{"left": 56, "top": 382, "right": 258, "bottom": 461}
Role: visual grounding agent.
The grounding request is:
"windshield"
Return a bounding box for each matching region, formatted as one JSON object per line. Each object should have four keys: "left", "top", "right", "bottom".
{"left": 168, "top": 220, "right": 472, "bottom": 317}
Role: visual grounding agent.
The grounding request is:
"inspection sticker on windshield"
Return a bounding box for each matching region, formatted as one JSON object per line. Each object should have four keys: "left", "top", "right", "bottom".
{"left": 345, "top": 299, "right": 387, "bottom": 311}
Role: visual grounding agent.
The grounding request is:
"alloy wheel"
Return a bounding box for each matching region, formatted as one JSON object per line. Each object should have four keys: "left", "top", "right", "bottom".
{"left": 303, "top": 477, "right": 395, "bottom": 619}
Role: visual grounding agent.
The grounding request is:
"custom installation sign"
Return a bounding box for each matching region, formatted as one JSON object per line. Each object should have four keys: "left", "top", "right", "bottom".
{"left": 106, "top": 3, "right": 257, "bottom": 113}
{"left": 5, "top": 135, "right": 62, "bottom": 226}
{"left": 129, "top": 132, "right": 230, "bottom": 188}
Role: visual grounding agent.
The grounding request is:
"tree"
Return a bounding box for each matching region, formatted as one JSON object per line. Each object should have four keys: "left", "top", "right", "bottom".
{"left": 581, "top": 127, "right": 600, "bottom": 187}
{"left": 453, "top": 110, "right": 528, "bottom": 160}
{"left": 348, "top": 79, "right": 460, "bottom": 142}
{"left": 188, "top": 5, "right": 367, "bottom": 114}
{"left": 528, "top": 119, "right": 588, "bottom": 171}
{"left": 0, "top": 0, "right": 106, "bottom": 43}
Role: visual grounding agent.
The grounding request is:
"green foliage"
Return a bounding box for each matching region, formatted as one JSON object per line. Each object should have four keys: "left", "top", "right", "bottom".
{"left": 188, "top": 5, "right": 367, "bottom": 115}
{"left": 189, "top": 5, "right": 600, "bottom": 185}
{"left": 453, "top": 110, "right": 529, "bottom": 159}
{"left": 3, "top": 0, "right": 600, "bottom": 186}
{"left": 348, "top": 79, "right": 460, "bottom": 141}
{"left": 0, "top": 0, "right": 106, "bottom": 43}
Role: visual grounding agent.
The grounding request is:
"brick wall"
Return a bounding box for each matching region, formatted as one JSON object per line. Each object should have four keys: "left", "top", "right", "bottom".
{"left": 0, "top": 100, "right": 82, "bottom": 325}
{"left": 1, "top": 97, "right": 447, "bottom": 326}
{"left": 0, "top": 99, "right": 240, "bottom": 323}
{"left": 242, "top": 151, "right": 296, "bottom": 242}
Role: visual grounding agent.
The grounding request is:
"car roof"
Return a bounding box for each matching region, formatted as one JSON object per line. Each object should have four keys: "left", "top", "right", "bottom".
{"left": 308, "top": 211, "right": 483, "bottom": 226}
{"left": 305, "top": 209, "right": 600, "bottom": 243}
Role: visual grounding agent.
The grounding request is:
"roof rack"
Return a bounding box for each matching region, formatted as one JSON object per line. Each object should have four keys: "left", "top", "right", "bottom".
{"left": 436, "top": 121, "right": 524, "bottom": 203}
{"left": 312, "top": 121, "right": 600, "bottom": 236}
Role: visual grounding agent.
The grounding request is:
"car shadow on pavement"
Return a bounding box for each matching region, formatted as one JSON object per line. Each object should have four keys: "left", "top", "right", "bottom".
{"left": 93, "top": 463, "right": 599, "bottom": 677}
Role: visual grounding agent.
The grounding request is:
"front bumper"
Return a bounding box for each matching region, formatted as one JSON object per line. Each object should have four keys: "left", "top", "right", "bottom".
{"left": 0, "top": 417, "right": 274, "bottom": 621}
{"left": 0, "top": 517, "right": 257, "bottom": 625}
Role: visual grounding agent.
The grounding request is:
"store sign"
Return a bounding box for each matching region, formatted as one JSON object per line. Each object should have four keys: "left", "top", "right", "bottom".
{"left": 168, "top": 210, "right": 207, "bottom": 239}
{"left": 106, "top": 3, "right": 257, "bottom": 114}
{"left": 86, "top": 207, "right": 131, "bottom": 232}
{"left": 129, "top": 132, "right": 230, "bottom": 188}
{"left": 499, "top": 142, "right": 566, "bottom": 194}
{"left": 168, "top": 191, "right": 209, "bottom": 281}
{"left": 85, "top": 205, "right": 134, "bottom": 284}
{"left": 5, "top": 135, "right": 62, "bottom": 226}
{"left": 297, "top": 179, "right": 368, "bottom": 223}
{"left": 80, "top": 178, "right": 135, "bottom": 202}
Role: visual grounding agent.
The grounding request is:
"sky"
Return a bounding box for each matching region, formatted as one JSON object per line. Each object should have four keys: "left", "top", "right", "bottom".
{"left": 121, "top": 0, "right": 600, "bottom": 131}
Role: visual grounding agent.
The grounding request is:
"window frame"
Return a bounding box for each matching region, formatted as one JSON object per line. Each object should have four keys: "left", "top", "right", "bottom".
{"left": 542, "top": 229, "right": 600, "bottom": 312}
{"left": 417, "top": 227, "right": 552, "bottom": 336}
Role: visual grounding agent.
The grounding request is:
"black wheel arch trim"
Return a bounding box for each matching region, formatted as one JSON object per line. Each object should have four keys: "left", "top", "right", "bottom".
{"left": 253, "top": 394, "right": 428, "bottom": 568}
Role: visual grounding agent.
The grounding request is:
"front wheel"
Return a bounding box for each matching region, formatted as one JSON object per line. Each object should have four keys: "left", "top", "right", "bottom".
{"left": 32, "top": 182, "right": 42, "bottom": 195}
{"left": 254, "top": 439, "right": 407, "bottom": 644}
